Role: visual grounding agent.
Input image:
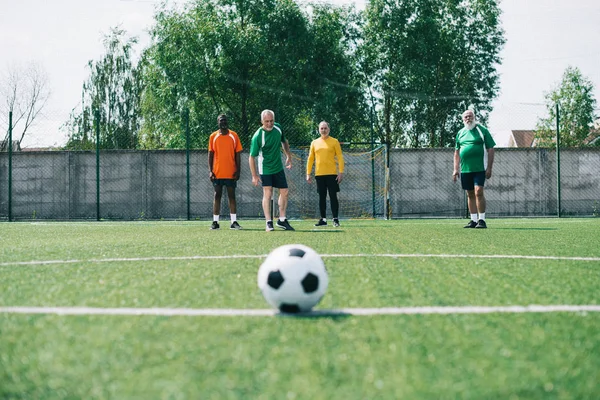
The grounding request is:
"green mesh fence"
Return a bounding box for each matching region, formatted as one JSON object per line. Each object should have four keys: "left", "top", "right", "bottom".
{"left": 1, "top": 106, "right": 600, "bottom": 221}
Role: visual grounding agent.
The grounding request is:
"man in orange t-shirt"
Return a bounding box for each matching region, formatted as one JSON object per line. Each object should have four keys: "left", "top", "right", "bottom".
{"left": 208, "top": 114, "right": 243, "bottom": 230}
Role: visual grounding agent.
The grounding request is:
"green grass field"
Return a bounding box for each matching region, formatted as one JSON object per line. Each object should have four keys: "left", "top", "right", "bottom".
{"left": 1, "top": 218, "right": 599, "bottom": 399}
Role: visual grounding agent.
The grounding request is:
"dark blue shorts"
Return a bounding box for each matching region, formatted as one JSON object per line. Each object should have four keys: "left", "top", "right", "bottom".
{"left": 212, "top": 179, "right": 237, "bottom": 188}
{"left": 261, "top": 169, "right": 288, "bottom": 189}
{"left": 460, "top": 171, "right": 486, "bottom": 191}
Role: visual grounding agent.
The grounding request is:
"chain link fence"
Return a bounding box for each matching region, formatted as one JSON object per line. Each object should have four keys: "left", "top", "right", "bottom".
{"left": 1, "top": 105, "right": 600, "bottom": 221}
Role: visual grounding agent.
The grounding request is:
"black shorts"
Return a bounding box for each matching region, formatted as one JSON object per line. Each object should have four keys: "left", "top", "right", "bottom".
{"left": 212, "top": 179, "right": 237, "bottom": 188}
{"left": 316, "top": 175, "right": 340, "bottom": 194}
{"left": 460, "top": 171, "right": 486, "bottom": 191}
{"left": 261, "top": 169, "right": 288, "bottom": 189}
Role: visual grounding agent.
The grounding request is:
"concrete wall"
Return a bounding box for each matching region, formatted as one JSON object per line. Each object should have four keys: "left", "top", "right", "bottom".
{"left": 1, "top": 147, "right": 599, "bottom": 220}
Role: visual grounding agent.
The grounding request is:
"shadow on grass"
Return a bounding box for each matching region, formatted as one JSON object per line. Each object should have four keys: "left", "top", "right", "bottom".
{"left": 493, "top": 228, "right": 558, "bottom": 231}
{"left": 276, "top": 309, "right": 351, "bottom": 320}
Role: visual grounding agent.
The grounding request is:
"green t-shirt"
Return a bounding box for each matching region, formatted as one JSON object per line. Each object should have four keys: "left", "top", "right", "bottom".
{"left": 455, "top": 124, "right": 496, "bottom": 173}
{"left": 249, "top": 123, "right": 286, "bottom": 175}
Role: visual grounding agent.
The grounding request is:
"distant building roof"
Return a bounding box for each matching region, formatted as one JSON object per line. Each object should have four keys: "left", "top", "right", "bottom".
{"left": 508, "top": 130, "right": 536, "bottom": 148}
{"left": 583, "top": 129, "right": 600, "bottom": 145}
{"left": 20, "top": 147, "right": 60, "bottom": 152}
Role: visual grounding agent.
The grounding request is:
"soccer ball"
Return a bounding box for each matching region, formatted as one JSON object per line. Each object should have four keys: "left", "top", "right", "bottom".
{"left": 257, "top": 244, "right": 328, "bottom": 313}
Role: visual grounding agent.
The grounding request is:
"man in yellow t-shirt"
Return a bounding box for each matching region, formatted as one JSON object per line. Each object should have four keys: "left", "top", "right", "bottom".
{"left": 306, "top": 121, "right": 345, "bottom": 227}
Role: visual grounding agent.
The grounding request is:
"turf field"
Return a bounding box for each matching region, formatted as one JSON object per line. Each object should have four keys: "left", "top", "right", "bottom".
{"left": 1, "top": 218, "right": 599, "bottom": 399}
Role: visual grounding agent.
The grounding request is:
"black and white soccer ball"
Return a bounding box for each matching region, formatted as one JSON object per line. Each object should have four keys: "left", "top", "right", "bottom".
{"left": 257, "top": 244, "right": 328, "bottom": 313}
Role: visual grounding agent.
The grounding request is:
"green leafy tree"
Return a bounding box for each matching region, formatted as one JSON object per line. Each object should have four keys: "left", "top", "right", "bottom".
{"left": 65, "top": 27, "right": 142, "bottom": 150}
{"left": 141, "top": 0, "right": 366, "bottom": 148}
{"left": 360, "top": 0, "right": 504, "bottom": 148}
{"left": 535, "top": 66, "right": 598, "bottom": 147}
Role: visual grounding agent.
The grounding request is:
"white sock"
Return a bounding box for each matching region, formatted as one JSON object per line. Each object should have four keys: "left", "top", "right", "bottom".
{"left": 230, "top": 214, "right": 236, "bottom": 223}
{"left": 470, "top": 213, "right": 478, "bottom": 222}
{"left": 213, "top": 215, "right": 219, "bottom": 222}
{"left": 279, "top": 217, "right": 286, "bottom": 222}
{"left": 322, "top": 218, "right": 327, "bottom": 222}
{"left": 479, "top": 213, "right": 486, "bottom": 221}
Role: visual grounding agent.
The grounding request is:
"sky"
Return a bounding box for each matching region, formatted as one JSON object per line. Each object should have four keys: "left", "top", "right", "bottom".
{"left": 1, "top": 0, "right": 599, "bottom": 148}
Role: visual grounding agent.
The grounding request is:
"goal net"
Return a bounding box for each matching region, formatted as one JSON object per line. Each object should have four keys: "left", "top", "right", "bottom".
{"left": 287, "top": 144, "right": 387, "bottom": 219}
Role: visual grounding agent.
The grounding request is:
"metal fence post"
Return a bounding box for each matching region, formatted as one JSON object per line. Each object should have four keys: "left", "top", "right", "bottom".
{"left": 95, "top": 109, "right": 101, "bottom": 221}
{"left": 184, "top": 108, "right": 191, "bottom": 221}
{"left": 8, "top": 111, "right": 12, "bottom": 222}
{"left": 556, "top": 103, "right": 561, "bottom": 218}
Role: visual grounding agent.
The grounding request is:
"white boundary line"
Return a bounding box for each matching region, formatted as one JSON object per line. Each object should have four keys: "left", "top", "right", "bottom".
{"left": 1, "top": 305, "right": 599, "bottom": 317}
{"left": 2, "top": 253, "right": 600, "bottom": 266}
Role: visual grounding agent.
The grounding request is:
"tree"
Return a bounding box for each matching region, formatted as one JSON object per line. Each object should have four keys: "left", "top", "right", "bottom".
{"left": 0, "top": 63, "right": 51, "bottom": 149}
{"left": 141, "top": 0, "right": 366, "bottom": 148}
{"left": 65, "top": 27, "right": 142, "bottom": 150}
{"left": 360, "top": 0, "right": 505, "bottom": 148}
{"left": 535, "top": 66, "right": 598, "bottom": 147}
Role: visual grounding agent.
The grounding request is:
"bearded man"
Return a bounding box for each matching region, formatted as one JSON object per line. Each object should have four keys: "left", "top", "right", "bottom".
{"left": 452, "top": 109, "right": 496, "bottom": 228}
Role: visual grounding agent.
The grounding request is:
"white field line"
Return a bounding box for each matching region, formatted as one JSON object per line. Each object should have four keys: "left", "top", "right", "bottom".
{"left": 1, "top": 253, "right": 600, "bottom": 267}
{"left": 1, "top": 305, "right": 599, "bottom": 317}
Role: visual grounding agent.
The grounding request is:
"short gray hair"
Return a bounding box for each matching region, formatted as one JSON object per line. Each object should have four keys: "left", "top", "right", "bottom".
{"left": 261, "top": 109, "right": 275, "bottom": 122}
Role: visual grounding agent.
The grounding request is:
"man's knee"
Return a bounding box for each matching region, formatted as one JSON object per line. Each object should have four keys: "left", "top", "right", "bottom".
{"left": 263, "top": 187, "right": 273, "bottom": 199}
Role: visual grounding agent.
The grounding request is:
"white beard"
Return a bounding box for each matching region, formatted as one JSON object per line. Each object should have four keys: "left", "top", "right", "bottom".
{"left": 464, "top": 121, "right": 476, "bottom": 130}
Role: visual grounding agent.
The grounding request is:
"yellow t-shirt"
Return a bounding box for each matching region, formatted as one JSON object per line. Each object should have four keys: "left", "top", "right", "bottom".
{"left": 306, "top": 136, "right": 344, "bottom": 176}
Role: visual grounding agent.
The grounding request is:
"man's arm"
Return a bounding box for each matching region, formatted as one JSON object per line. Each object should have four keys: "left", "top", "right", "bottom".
{"left": 452, "top": 150, "right": 460, "bottom": 182}
{"left": 282, "top": 140, "right": 292, "bottom": 169}
{"left": 336, "top": 140, "right": 345, "bottom": 183}
{"left": 249, "top": 155, "right": 260, "bottom": 186}
{"left": 208, "top": 151, "right": 215, "bottom": 181}
{"left": 485, "top": 148, "right": 495, "bottom": 179}
{"left": 234, "top": 152, "right": 241, "bottom": 180}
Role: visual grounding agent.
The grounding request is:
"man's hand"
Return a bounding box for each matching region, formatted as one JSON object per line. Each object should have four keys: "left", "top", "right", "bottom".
{"left": 485, "top": 169, "right": 492, "bottom": 179}
{"left": 285, "top": 155, "right": 292, "bottom": 170}
{"left": 209, "top": 171, "right": 216, "bottom": 181}
{"left": 306, "top": 174, "right": 312, "bottom": 184}
{"left": 252, "top": 175, "right": 261, "bottom": 187}
{"left": 336, "top": 172, "right": 344, "bottom": 184}
{"left": 452, "top": 171, "right": 459, "bottom": 182}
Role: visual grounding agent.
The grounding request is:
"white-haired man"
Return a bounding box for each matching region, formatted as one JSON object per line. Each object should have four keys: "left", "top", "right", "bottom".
{"left": 249, "top": 109, "right": 295, "bottom": 231}
{"left": 453, "top": 109, "right": 496, "bottom": 228}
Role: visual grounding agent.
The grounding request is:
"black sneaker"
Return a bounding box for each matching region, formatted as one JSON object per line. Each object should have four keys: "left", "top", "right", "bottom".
{"left": 333, "top": 218, "right": 340, "bottom": 227}
{"left": 475, "top": 219, "right": 487, "bottom": 229}
{"left": 266, "top": 221, "right": 274, "bottom": 232}
{"left": 210, "top": 221, "right": 220, "bottom": 230}
{"left": 314, "top": 219, "right": 327, "bottom": 227}
{"left": 276, "top": 219, "right": 295, "bottom": 231}
{"left": 463, "top": 220, "right": 477, "bottom": 228}
{"left": 230, "top": 221, "right": 242, "bottom": 230}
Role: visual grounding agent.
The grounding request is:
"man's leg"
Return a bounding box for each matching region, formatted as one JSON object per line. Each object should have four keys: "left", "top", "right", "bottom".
{"left": 278, "top": 188, "right": 289, "bottom": 219}
{"left": 226, "top": 186, "right": 237, "bottom": 214}
{"left": 211, "top": 185, "right": 222, "bottom": 229}
{"left": 475, "top": 186, "right": 486, "bottom": 215}
{"left": 319, "top": 190, "right": 327, "bottom": 219}
{"left": 262, "top": 186, "right": 273, "bottom": 221}
{"left": 464, "top": 189, "right": 479, "bottom": 228}
{"left": 474, "top": 185, "right": 487, "bottom": 227}
{"left": 466, "top": 189, "right": 477, "bottom": 215}
{"left": 213, "top": 185, "right": 223, "bottom": 216}
{"left": 329, "top": 187, "right": 339, "bottom": 219}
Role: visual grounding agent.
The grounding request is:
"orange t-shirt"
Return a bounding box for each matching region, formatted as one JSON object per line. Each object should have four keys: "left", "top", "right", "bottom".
{"left": 208, "top": 130, "right": 243, "bottom": 179}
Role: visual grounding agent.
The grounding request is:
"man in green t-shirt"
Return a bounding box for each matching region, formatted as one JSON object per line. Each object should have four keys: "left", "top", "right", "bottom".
{"left": 249, "top": 109, "right": 295, "bottom": 232}
{"left": 452, "top": 109, "right": 496, "bottom": 229}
